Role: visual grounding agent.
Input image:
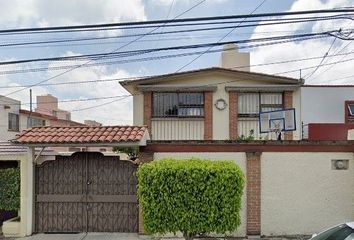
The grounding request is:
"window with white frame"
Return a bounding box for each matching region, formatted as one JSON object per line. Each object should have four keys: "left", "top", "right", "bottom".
{"left": 238, "top": 92, "right": 283, "bottom": 118}
{"left": 152, "top": 92, "right": 204, "bottom": 118}
{"left": 8, "top": 113, "right": 19, "bottom": 131}
{"left": 237, "top": 92, "right": 283, "bottom": 138}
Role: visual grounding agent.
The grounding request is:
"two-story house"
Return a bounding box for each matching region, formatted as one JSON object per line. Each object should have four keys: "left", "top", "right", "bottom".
{"left": 119, "top": 45, "right": 354, "bottom": 237}
{"left": 121, "top": 44, "right": 303, "bottom": 141}
{"left": 0, "top": 94, "right": 81, "bottom": 142}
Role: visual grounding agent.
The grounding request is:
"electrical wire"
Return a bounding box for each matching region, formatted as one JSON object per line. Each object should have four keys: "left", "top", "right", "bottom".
{"left": 303, "top": 35, "right": 337, "bottom": 79}
{"left": 0, "top": 15, "right": 350, "bottom": 47}
{"left": 0, "top": 0, "right": 207, "bottom": 100}
{"left": 0, "top": 30, "right": 337, "bottom": 66}
{"left": 0, "top": 8, "right": 353, "bottom": 35}
{"left": 176, "top": 0, "right": 268, "bottom": 72}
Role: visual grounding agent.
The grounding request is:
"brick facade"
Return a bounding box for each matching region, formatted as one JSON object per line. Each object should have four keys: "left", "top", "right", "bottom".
{"left": 283, "top": 91, "right": 293, "bottom": 140}
{"left": 229, "top": 91, "right": 238, "bottom": 139}
{"left": 143, "top": 92, "right": 152, "bottom": 134}
{"left": 204, "top": 92, "right": 213, "bottom": 140}
{"left": 246, "top": 151, "right": 262, "bottom": 235}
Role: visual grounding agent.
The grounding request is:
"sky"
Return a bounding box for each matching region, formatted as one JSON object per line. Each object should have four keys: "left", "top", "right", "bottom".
{"left": 0, "top": 0, "right": 353, "bottom": 125}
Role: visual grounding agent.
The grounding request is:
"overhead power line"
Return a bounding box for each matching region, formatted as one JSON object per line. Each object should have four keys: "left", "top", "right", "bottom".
{"left": 0, "top": 8, "right": 353, "bottom": 34}
{"left": 0, "top": 30, "right": 338, "bottom": 66}
{"left": 0, "top": 0, "right": 206, "bottom": 100}
{"left": 0, "top": 34, "right": 332, "bottom": 75}
{"left": 0, "top": 14, "right": 350, "bottom": 46}
{"left": 176, "top": 0, "right": 268, "bottom": 72}
{"left": 303, "top": 36, "right": 337, "bottom": 79}
{"left": 2, "top": 49, "right": 354, "bottom": 89}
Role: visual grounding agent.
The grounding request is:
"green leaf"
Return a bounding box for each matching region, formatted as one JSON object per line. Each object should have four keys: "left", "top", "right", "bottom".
{"left": 137, "top": 159, "right": 245, "bottom": 239}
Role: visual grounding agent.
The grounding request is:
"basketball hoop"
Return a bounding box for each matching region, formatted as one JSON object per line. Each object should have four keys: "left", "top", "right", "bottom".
{"left": 259, "top": 108, "right": 296, "bottom": 140}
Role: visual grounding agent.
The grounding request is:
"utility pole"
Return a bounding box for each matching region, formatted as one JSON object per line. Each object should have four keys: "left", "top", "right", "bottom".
{"left": 27, "top": 89, "right": 32, "bottom": 128}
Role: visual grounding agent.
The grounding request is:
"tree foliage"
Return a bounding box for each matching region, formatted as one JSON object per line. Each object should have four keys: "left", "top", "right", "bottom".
{"left": 0, "top": 167, "right": 20, "bottom": 211}
{"left": 137, "top": 159, "right": 245, "bottom": 239}
{"left": 112, "top": 146, "right": 139, "bottom": 159}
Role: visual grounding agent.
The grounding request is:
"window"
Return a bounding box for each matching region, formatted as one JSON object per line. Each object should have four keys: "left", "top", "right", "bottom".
{"left": 153, "top": 92, "right": 204, "bottom": 118}
{"left": 28, "top": 117, "right": 46, "bottom": 127}
{"left": 348, "top": 104, "right": 354, "bottom": 116}
{"left": 8, "top": 113, "right": 19, "bottom": 131}
{"left": 52, "top": 110, "right": 58, "bottom": 117}
{"left": 238, "top": 92, "right": 283, "bottom": 118}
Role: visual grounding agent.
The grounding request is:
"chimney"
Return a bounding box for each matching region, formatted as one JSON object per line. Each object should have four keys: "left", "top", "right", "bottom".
{"left": 219, "top": 43, "right": 250, "bottom": 71}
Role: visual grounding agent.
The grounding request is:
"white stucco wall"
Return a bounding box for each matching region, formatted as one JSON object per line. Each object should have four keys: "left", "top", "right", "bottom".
{"left": 261, "top": 152, "right": 354, "bottom": 236}
{"left": 154, "top": 152, "right": 247, "bottom": 237}
{"left": 301, "top": 86, "right": 354, "bottom": 124}
{"left": 0, "top": 96, "right": 20, "bottom": 141}
{"left": 133, "top": 94, "right": 144, "bottom": 126}
{"left": 0, "top": 154, "right": 29, "bottom": 237}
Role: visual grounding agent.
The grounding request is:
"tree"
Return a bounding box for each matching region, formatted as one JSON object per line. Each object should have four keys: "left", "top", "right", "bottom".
{"left": 112, "top": 146, "right": 139, "bottom": 159}
{"left": 0, "top": 167, "right": 20, "bottom": 211}
{"left": 137, "top": 159, "right": 245, "bottom": 240}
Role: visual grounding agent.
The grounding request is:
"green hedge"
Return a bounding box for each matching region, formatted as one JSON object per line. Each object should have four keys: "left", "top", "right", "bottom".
{"left": 0, "top": 167, "right": 20, "bottom": 211}
{"left": 137, "top": 159, "right": 245, "bottom": 239}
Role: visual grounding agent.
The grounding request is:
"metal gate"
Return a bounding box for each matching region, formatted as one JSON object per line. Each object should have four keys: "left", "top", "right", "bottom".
{"left": 35, "top": 152, "right": 138, "bottom": 233}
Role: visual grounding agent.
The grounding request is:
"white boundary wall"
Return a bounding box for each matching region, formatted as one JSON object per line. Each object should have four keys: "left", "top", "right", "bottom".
{"left": 153, "top": 151, "right": 354, "bottom": 237}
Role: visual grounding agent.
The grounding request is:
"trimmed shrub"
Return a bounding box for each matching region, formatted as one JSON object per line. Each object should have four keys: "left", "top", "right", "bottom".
{"left": 137, "top": 158, "right": 245, "bottom": 240}
{"left": 0, "top": 167, "right": 20, "bottom": 211}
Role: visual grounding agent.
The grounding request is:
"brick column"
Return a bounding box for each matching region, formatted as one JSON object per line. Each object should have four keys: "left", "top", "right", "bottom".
{"left": 246, "top": 151, "right": 262, "bottom": 236}
{"left": 229, "top": 91, "right": 238, "bottom": 140}
{"left": 204, "top": 91, "right": 213, "bottom": 140}
{"left": 137, "top": 149, "right": 154, "bottom": 234}
{"left": 143, "top": 92, "right": 152, "bottom": 135}
{"left": 283, "top": 91, "right": 293, "bottom": 140}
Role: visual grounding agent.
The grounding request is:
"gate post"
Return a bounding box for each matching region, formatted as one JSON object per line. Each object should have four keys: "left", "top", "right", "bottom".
{"left": 25, "top": 147, "right": 34, "bottom": 236}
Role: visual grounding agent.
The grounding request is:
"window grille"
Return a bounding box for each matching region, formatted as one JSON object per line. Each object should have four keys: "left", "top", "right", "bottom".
{"left": 152, "top": 92, "right": 204, "bottom": 118}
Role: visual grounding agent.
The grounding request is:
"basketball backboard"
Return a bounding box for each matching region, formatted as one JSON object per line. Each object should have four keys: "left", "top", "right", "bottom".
{"left": 259, "top": 108, "right": 296, "bottom": 134}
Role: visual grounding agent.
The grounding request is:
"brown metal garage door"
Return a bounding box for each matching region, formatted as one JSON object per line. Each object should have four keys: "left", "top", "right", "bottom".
{"left": 35, "top": 152, "right": 138, "bottom": 233}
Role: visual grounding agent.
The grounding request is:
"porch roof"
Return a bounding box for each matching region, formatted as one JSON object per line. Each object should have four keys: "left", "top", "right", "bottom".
{"left": 12, "top": 125, "right": 149, "bottom": 147}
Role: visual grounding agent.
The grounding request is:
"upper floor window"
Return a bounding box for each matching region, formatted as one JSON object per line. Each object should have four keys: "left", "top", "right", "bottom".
{"left": 348, "top": 104, "right": 354, "bottom": 116}
{"left": 8, "top": 113, "right": 19, "bottom": 131}
{"left": 238, "top": 92, "right": 283, "bottom": 118}
{"left": 152, "top": 92, "right": 204, "bottom": 118}
{"left": 345, "top": 101, "right": 354, "bottom": 124}
{"left": 28, "top": 117, "right": 46, "bottom": 128}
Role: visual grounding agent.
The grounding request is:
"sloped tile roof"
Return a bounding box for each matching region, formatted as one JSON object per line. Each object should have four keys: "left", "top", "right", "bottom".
{"left": 0, "top": 141, "right": 55, "bottom": 155}
{"left": 13, "top": 126, "right": 147, "bottom": 145}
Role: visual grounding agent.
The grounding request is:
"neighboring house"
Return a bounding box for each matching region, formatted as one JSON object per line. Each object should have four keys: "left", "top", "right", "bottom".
{"left": 301, "top": 85, "right": 354, "bottom": 140}
{"left": 121, "top": 44, "right": 303, "bottom": 141}
{"left": 84, "top": 120, "right": 102, "bottom": 126}
{"left": 35, "top": 94, "right": 71, "bottom": 120}
{"left": 0, "top": 96, "right": 21, "bottom": 142}
{"left": 0, "top": 95, "right": 82, "bottom": 142}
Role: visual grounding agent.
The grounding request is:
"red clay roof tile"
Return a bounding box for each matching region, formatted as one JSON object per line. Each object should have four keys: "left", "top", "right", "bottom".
{"left": 14, "top": 125, "right": 147, "bottom": 145}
